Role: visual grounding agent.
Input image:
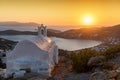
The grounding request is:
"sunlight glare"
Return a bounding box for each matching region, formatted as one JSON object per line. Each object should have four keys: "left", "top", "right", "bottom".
{"left": 83, "top": 16, "right": 93, "bottom": 25}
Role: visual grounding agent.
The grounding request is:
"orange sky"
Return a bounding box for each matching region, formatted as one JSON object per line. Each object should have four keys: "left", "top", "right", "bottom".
{"left": 0, "top": 0, "right": 120, "bottom": 27}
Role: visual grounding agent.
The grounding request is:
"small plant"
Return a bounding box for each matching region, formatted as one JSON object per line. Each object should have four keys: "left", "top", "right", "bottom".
{"left": 58, "top": 49, "right": 69, "bottom": 57}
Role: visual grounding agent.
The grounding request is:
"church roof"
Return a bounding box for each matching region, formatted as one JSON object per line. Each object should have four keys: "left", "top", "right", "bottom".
{"left": 25, "top": 36, "right": 54, "bottom": 52}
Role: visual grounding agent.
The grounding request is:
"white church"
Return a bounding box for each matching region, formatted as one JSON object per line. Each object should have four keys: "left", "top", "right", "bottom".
{"left": 5, "top": 24, "right": 58, "bottom": 78}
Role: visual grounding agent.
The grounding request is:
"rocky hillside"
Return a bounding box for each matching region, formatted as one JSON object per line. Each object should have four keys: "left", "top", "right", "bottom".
{"left": 0, "top": 29, "right": 61, "bottom": 37}
{"left": 0, "top": 24, "right": 120, "bottom": 41}
{"left": 0, "top": 38, "right": 17, "bottom": 51}
{"left": 58, "top": 24, "right": 120, "bottom": 40}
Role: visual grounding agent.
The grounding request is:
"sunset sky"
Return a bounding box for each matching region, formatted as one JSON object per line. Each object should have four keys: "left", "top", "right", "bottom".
{"left": 0, "top": 0, "right": 120, "bottom": 27}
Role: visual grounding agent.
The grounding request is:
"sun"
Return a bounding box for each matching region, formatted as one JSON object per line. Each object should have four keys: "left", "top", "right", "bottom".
{"left": 83, "top": 16, "right": 93, "bottom": 25}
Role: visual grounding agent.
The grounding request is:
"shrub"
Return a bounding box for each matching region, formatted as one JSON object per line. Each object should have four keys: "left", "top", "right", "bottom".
{"left": 70, "top": 48, "right": 99, "bottom": 72}
{"left": 70, "top": 44, "right": 120, "bottom": 73}
{"left": 104, "top": 44, "right": 120, "bottom": 59}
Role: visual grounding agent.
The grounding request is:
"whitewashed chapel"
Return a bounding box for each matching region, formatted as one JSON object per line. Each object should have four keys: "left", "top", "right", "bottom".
{"left": 5, "top": 24, "right": 58, "bottom": 78}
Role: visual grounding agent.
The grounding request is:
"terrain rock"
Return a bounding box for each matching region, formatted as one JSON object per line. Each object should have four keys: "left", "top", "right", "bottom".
{"left": 110, "top": 52, "right": 120, "bottom": 65}
{"left": 89, "top": 72, "right": 108, "bottom": 80}
{"left": 116, "top": 67, "right": 120, "bottom": 72}
{"left": 89, "top": 70, "right": 120, "bottom": 80}
{"left": 94, "top": 67, "right": 102, "bottom": 72}
{"left": 116, "top": 74, "right": 120, "bottom": 80}
{"left": 87, "top": 56, "right": 106, "bottom": 67}
{"left": 102, "top": 62, "right": 119, "bottom": 70}
{"left": 65, "top": 72, "right": 91, "bottom": 80}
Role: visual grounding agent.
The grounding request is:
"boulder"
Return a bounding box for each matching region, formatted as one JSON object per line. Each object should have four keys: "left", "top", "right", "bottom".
{"left": 87, "top": 56, "right": 106, "bottom": 67}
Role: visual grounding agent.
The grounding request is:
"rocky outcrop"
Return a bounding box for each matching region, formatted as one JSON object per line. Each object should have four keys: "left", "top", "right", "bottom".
{"left": 89, "top": 59, "right": 120, "bottom": 80}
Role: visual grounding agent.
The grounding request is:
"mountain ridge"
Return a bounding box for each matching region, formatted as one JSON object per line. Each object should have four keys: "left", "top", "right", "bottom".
{"left": 0, "top": 21, "right": 120, "bottom": 40}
